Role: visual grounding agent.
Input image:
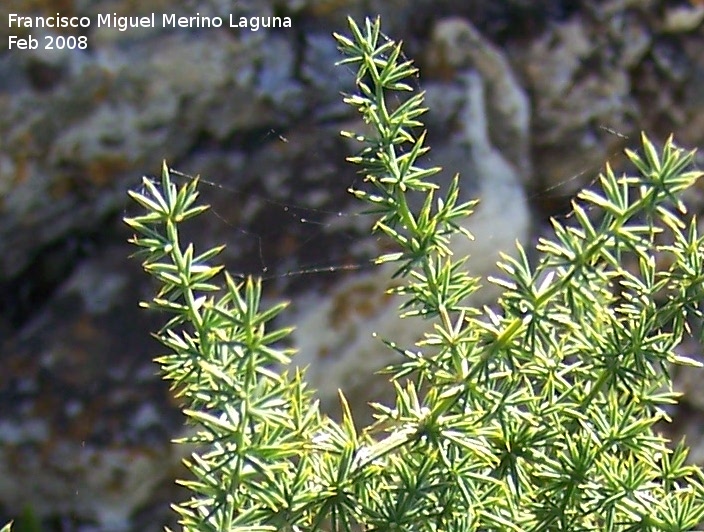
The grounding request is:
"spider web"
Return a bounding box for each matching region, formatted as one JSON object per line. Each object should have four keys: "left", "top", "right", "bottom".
{"left": 125, "top": 27, "right": 642, "bottom": 305}
{"left": 155, "top": 126, "right": 633, "bottom": 295}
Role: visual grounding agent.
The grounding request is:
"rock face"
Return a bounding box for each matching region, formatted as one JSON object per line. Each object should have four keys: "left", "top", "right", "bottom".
{"left": 1, "top": 0, "right": 703, "bottom": 529}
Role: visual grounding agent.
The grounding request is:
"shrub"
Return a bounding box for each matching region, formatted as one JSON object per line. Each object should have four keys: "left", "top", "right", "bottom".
{"left": 123, "top": 16, "right": 704, "bottom": 531}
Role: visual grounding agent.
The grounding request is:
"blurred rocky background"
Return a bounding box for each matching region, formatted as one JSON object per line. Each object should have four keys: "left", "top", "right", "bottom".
{"left": 1, "top": 0, "right": 703, "bottom": 530}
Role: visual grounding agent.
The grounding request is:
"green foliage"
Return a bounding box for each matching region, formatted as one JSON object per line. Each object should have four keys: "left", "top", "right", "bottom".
{"left": 10, "top": 507, "right": 40, "bottom": 532}
{"left": 126, "top": 16, "right": 704, "bottom": 531}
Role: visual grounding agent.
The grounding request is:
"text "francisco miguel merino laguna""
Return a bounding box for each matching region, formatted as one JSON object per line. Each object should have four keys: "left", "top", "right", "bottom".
{"left": 8, "top": 12, "right": 292, "bottom": 32}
